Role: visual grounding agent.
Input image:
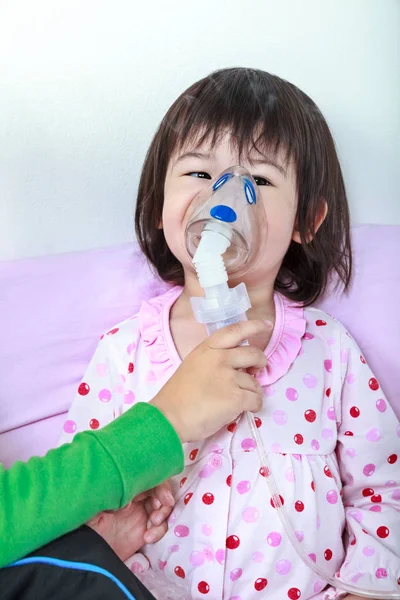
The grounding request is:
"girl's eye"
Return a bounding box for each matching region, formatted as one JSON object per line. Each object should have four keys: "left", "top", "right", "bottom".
{"left": 253, "top": 176, "right": 272, "bottom": 186}
{"left": 186, "top": 171, "right": 212, "bottom": 180}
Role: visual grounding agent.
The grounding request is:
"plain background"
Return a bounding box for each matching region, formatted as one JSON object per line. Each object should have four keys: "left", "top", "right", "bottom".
{"left": 0, "top": 0, "right": 399, "bottom": 261}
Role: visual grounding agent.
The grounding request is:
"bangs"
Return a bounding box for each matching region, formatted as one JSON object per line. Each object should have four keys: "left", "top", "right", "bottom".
{"left": 166, "top": 68, "right": 309, "bottom": 167}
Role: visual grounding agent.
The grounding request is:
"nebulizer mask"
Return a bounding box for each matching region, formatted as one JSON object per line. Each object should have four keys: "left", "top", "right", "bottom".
{"left": 184, "top": 166, "right": 399, "bottom": 599}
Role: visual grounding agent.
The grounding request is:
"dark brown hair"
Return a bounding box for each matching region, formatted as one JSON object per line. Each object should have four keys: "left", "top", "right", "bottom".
{"left": 135, "top": 67, "right": 352, "bottom": 306}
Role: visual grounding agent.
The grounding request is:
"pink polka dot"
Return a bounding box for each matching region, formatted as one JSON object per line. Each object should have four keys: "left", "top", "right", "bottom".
{"left": 265, "top": 385, "right": 276, "bottom": 397}
{"left": 385, "top": 480, "right": 396, "bottom": 487}
{"left": 126, "top": 342, "right": 136, "bottom": 355}
{"left": 215, "top": 549, "right": 225, "bottom": 565}
{"left": 308, "top": 553, "right": 317, "bottom": 563}
{"left": 369, "top": 505, "right": 381, "bottom": 512}
{"left": 241, "top": 438, "right": 256, "bottom": 451}
{"left": 346, "top": 373, "right": 356, "bottom": 384}
{"left": 190, "top": 551, "right": 205, "bottom": 566}
{"left": 202, "top": 523, "right": 212, "bottom": 536}
{"left": 168, "top": 544, "right": 179, "bottom": 553}
{"left": 230, "top": 568, "right": 243, "bottom": 581}
{"left": 285, "top": 468, "right": 295, "bottom": 482}
{"left": 376, "top": 568, "right": 387, "bottom": 579}
{"left": 376, "top": 399, "right": 387, "bottom": 412}
{"left": 322, "top": 428, "right": 334, "bottom": 440}
{"left": 131, "top": 561, "right": 144, "bottom": 574}
{"left": 252, "top": 551, "right": 264, "bottom": 563}
{"left": 313, "top": 581, "right": 325, "bottom": 593}
{"left": 303, "top": 374, "right": 317, "bottom": 389}
{"left": 363, "top": 463, "right": 376, "bottom": 477}
{"left": 326, "top": 490, "right": 338, "bottom": 504}
{"left": 96, "top": 363, "right": 109, "bottom": 377}
{"left": 168, "top": 511, "right": 176, "bottom": 524}
{"left": 304, "top": 332, "right": 314, "bottom": 340}
{"left": 203, "top": 547, "right": 213, "bottom": 561}
{"left": 146, "top": 370, "right": 156, "bottom": 384}
{"left": 276, "top": 559, "right": 291, "bottom": 575}
{"left": 293, "top": 453, "right": 303, "bottom": 461}
{"left": 199, "top": 464, "right": 214, "bottom": 478}
{"left": 328, "top": 337, "right": 336, "bottom": 346}
{"left": 346, "top": 448, "right": 357, "bottom": 458}
{"left": 271, "top": 442, "right": 282, "bottom": 453}
{"left": 295, "top": 530, "right": 304, "bottom": 542}
{"left": 366, "top": 428, "right": 382, "bottom": 442}
{"left": 286, "top": 387, "right": 298, "bottom": 401}
{"left": 351, "top": 573, "right": 363, "bottom": 583}
{"left": 243, "top": 507, "right": 259, "bottom": 523}
{"left": 324, "top": 360, "right": 332, "bottom": 373}
{"left": 237, "top": 480, "right": 251, "bottom": 494}
{"left": 327, "top": 407, "right": 335, "bottom": 420}
{"left": 63, "top": 420, "right": 77, "bottom": 434}
{"left": 273, "top": 410, "right": 288, "bottom": 425}
{"left": 123, "top": 390, "right": 135, "bottom": 404}
{"left": 209, "top": 455, "right": 222, "bottom": 470}
{"left": 349, "top": 510, "right": 363, "bottom": 523}
{"left": 311, "top": 439, "right": 320, "bottom": 451}
{"left": 267, "top": 532, "right": 282, "bottom": 547}
{"left": 174, "top": 525, "right": 190, "bottom": 538}
{"left": 363, "top": 546, "right": 375, "bottom": 557}
{"left": 391, "top": 489, "right": 400, "bottom": 501}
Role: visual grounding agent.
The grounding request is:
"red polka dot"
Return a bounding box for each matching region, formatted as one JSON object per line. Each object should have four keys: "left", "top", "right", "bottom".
{"left": 270, "top": 495, "right": 284, "bottom": 508}
{"left": 324, "top": 465, "right": 333, "bottom": 478}
{"left": 227, "top": 422, "right": 237, "bottom": 433}
{"left": 226, "top": 474, "right": 232, "bottom": 486}
{"left": 128, "top": 362, "right": 134, "bottom": 373}
{"left": 295, "top": 500, "right": 304, "bottom": 512}
{"left": 304, "top": 409, "right": 316, "bottom": 422}
{"left": 344, "top": 430, "right": 354, "bottom": 436}
{"left": 184, "top": 493, "right": 193, "bottom": 505}
{"left": 259, "top": 466, "right": 270, "bottom": 478}
{"left": 324, "top": 549, "right": 333, "bottom": 560}
{"left": 174, "top": 566, "right": 185, "bottom": 579}
{"left": 180, "top": 477, "right": 187, "bottom": 488}
{"left": 388, "top": 454, "right": 398, "bottom": 464}
{"left": 198, "top": 581, "right": 210, "bottom": 594}
{"left": 350, "top": 536, "right": 357, "bottom": 546}
{"left": 362, "top": 487, "right": 374, "bottom": 497}
{"left": 350, "top": 406, "right": 360, "bottom": 418}
{"left": 107, "top": 328, "right": 119, "bottom": 335}
{"left": 288, "top": 588, "right": 301, "bottom": 599}
{"left": 254, "top": 578, "right": 268, "bottom": 591}
{"left": 316, "top": 319, "right": 327, "bottom": 326}
{"left": 360, "top": 355, "right": 366, "bottom": 364}
{"left": 226, "top": 535, "right": 240, "bottom": 550}
{"left": 254, "top": 416, "right": 262, "bottom": 428}
{"left": 89, "top": 418, "right": 99, "bottom": 429}
{"left": 189, "top": 449, "right": 198, "bottom": 461}
{"left": 371, "top": 494, "right": 382, "bottom": 503}
{"left": 377, "top": 526, "right": 389, "bottom": 539}
{"left": 326, "top": 388, "right": 331, "bottom": 397}
{"left": 202, "top": 493, "right": 214, "bottom": 505}
{"left": 78, "top": 382, "right": 90, "bottom": 396}
{"left": 369, "top": 377, "right": 379, "bottom": 391}
{"left": 294, "top": 433, "right": 304, "bottom": 445}
{"left": 311, "top": 481, "right": 315, "bottom": 492}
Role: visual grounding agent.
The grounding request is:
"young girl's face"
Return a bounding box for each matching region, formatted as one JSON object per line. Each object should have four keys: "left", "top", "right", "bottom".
{"left": 162, "top": 132, "right": 299, "bottom": 289}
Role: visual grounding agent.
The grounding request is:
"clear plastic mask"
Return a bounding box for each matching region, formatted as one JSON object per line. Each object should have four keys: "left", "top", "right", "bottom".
{"left": 184, "top": 166, "right": 267, "bottom": 278}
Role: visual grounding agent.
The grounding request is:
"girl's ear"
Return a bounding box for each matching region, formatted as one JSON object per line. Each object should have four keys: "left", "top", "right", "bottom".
{"left": 292, "top": 199, "right": 328, "bottom": 244}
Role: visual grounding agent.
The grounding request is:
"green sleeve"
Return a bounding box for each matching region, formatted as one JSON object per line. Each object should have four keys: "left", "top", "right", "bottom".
{"left": 0, "top": 402, "right": 184, "bottom": 567}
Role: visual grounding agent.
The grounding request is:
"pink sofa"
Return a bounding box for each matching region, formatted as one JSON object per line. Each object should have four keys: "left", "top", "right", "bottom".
{"left": 1, "top": 225, "right": 399, "bottom": 468}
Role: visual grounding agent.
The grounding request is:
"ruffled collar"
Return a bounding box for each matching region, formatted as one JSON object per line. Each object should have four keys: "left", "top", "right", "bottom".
{"left": 138, "top": 286, "right": 306, "bottom": 387}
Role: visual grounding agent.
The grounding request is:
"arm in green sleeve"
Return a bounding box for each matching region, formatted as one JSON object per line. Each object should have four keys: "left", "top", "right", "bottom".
{"left": 0, "top": 402, "right": 184, "bottom": 567}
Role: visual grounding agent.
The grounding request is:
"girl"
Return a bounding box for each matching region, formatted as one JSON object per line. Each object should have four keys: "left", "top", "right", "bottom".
{"left": 59, "top": 68, "right": 400, "bottom": 599}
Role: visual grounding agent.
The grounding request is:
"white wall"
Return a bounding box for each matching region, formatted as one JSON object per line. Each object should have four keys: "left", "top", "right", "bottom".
{"left": 0, "top": 0, "right": 399, "bottom": 261}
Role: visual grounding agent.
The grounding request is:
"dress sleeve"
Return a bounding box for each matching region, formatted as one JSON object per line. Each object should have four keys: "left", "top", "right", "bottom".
{"left": 332, "top": 327, "right": 400, "bottom": 595}
{"left": 58, "top": 333, "right": 122, "bottom": 446}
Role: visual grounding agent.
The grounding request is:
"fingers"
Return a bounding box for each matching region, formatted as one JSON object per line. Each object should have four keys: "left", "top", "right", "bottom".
{"left": 154, "top": 482, "right": 175, "bottom": 507}
{"left": 228, "top": 346, "right": 267, "bottom": 371}
{"left": 236, "top": 371, "right": 263, "bottom": 395}
{"left": 207, "top": 319, "right": 273, "bottom": 350}
{"left": 143, "top": 521, "right": 168, "bottom": 544}
{"left": 235, "top": 371, "right": 263, "bottom": 413}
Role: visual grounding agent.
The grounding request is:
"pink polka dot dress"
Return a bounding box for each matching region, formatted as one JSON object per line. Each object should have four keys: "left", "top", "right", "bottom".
{"left": 59, "top": 286, "right": 400, "bottom": 599}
